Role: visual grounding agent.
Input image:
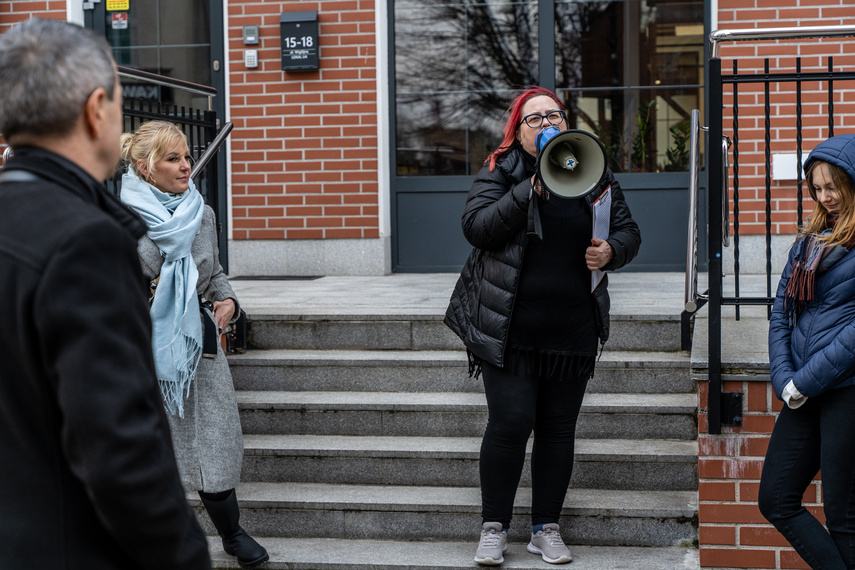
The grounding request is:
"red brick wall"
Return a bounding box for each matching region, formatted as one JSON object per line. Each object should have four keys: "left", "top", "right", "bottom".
{"left": 0, "top": 1, "right": 65, "bottom": 33}
{"left": 226, "top": 0, "right": 379, "bottom": 241}
{"left": 0, "top": 1, "right": 66, "bottom": 154}
{"left": 717, "top": 0, "right": 855, "bottom": 237}
{"left": 699, "top": 379, "right": 822, "bottom": 569}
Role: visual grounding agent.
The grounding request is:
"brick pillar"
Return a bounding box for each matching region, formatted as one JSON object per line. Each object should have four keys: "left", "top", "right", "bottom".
{"left": 698, "top": 378, "right": 822, "bottom": 569}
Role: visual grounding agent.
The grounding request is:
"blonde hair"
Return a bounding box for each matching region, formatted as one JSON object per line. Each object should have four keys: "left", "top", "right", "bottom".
{"left": 120, "top": 120, "right": 188, "bottom": 180}
{"left": 800, "top": 160, "right": 855, "bottom": 247}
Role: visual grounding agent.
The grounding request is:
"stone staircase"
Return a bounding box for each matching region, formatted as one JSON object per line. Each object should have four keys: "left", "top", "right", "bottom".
{"left": 199, "top": 294, "right": 700, "bottom": 569}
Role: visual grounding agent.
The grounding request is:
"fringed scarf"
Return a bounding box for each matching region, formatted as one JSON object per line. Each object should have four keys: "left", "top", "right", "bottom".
{"left": 784, "top": 216, "right": 851, "bottom": 321}
{"left": 120, "top": 172, "right": 205, "bottom": 417}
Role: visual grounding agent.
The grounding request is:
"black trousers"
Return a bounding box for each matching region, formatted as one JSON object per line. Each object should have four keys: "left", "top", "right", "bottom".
{"left": 758, "top": 385, "right": 855, "bottom": 570}
{"left": 479, "top": 360, "right": 589, "bottom": 528}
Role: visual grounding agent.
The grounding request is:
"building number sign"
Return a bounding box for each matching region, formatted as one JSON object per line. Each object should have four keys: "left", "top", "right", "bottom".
{"left": 280, "top": 11, "right": 319, "bottom": 71}
{"left": 283, "top": 35, "right": 314, "bottom": 49}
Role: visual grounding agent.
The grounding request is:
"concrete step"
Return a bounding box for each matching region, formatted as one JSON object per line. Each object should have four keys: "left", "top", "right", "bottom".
{"left": 241, "top": 435, "right": 698, "bottom": 491}
{"left": 207, "top": 537, "right": 699, "bottom": 569}
{"left": 246, "top": 314, "right": 682, "bottom": 352}
{"left": 194, "top": 482, "right": 698, "bottom": 546}
{"left": 236, "top": 391, "right": 698, "bottom": 440}
{"left": 229, "top": 349, "right": 693, "bottom": 394}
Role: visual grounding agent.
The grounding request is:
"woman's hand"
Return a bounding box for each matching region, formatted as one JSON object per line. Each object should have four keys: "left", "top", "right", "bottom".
{"left": 212, "top": 298, "right": 236, "bottom": 332}
{"left": 586, "top": 238, "right": 614, "bottom": 270}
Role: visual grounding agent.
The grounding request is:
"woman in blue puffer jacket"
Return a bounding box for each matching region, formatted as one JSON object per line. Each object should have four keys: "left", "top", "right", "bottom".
{"left": 761, "top": 134, "right": 855, "bottom": 570}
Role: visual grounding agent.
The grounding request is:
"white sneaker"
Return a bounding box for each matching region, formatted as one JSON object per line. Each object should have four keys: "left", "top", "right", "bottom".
{"left": 527, "top": 523, "right": 572, "bottom": 564}
{"left": 474, "top": 522, "right": 508, "bottom": 566}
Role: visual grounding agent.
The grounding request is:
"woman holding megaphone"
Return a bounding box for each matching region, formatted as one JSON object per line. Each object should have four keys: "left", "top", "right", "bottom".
{"left": 445, "top": 87, "right": 640, "bottom": 566}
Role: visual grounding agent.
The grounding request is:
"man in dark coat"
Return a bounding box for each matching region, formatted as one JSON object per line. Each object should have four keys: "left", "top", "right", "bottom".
{"left": 0, "top": 18, "right": 211, "bottom": 569}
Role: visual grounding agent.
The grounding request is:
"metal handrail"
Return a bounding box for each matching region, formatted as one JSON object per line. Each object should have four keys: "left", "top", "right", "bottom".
{"left": 191, "top": 121, "right": 233, "bottom": 180}
{"left": 710, "top": 25, "right": 855, "bottom": 58}
{"left": 117, "top": 65, "right": 217, "bottom": 110}
{"left": 685, "top": 109, "right": 705, "bottom": 312}
{"left": 117, "top": 66, "right": 216, "bottom": 96}
{"left": 721, "top": 136, "right": 731, "bottom": 249}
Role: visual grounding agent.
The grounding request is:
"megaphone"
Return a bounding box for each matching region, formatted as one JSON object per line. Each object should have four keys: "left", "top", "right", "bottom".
{"left": 535, "top": 127, "right": 607, "bottom": 199}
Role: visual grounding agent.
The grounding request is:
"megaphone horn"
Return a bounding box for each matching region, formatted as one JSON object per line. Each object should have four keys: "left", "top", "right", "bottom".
{"left": 549, "top": 143, "right": 580, "bottom": 170}
{"left": 535, "top": 128, "right": 607, "bottom": 199}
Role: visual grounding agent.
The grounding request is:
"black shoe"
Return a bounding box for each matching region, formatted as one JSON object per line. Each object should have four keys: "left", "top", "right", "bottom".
{"left": 199, "top": 489, "right": 269, "bottom": 569}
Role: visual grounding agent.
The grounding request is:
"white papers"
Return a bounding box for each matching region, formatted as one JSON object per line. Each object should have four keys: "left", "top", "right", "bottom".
{"left": 591, "top": 185, "right": 611, "bottom": 292}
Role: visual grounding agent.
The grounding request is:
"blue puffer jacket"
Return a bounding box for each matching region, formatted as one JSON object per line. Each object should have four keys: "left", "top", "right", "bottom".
{"left": 768, "top": 134, "right": 855, "bottom": 399}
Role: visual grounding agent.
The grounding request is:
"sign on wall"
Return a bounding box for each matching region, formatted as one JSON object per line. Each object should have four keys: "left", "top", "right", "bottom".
{"left": 111, "top": 12, "right": 128, "bottom": 29}
{"left": 280, "top": 11, "right": 319, "bottom": 71}
{"left": 106, "top": 0, "right": 130, "bottom": 10}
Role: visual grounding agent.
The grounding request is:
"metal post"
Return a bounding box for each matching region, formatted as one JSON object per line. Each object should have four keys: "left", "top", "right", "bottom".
{"left": 685, "top": 109, "right": 701, "bottom": 313}
{"left": 764, "top": 59, "right": 773, "bottom": 319}
{"left": 538, "top": 0, "right": 555, "bottom": 92}
{"left": 708, "top": 57, "right": 724, "bottom": 435}
{"left": 732, "top": 59, "right": 741, "bottom": 320}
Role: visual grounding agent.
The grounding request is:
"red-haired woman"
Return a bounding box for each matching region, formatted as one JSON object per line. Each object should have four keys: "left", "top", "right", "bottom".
{"left": 445, "top": 87, "right": 641, "bottom": 566}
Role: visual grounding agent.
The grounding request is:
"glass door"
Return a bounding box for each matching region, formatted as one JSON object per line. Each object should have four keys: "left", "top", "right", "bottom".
{"left": 84, "top": 0, "right": 225, "bottom": 116}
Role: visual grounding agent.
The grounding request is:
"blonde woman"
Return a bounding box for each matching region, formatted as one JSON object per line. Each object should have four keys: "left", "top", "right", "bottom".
{"left": 763, "top": 134, "right": 855, "bottom": 569}
{"left": 120, "top": 121, "right": 268, "bottom": 569}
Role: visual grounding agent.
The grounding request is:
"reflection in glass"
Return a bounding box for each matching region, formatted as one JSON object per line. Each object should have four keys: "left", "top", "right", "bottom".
{"left": 555, "top": 0, "right": 703, "bottom": 172}
{"left": 113, "top": 47, "right": 212, "bottom": 110}
{"left": 561, "top": 87, "right": 698, "bottom": 174}
{"left": 158, "top": 0, "right": 209, "bottom": 46}
{"left": 555, "top": 0, "right": 704, "bottom": 90}
{"left": 393, "top": 0, "right": 703, "bottom": 176}
{"left": 395, "top": 1, "right": 538, "bottom": 176}
{"left": 396, "top": 96, "right": 504, "bottom": 176}
{"left": 105, "top": 0, "right": 212, "bottom": 111}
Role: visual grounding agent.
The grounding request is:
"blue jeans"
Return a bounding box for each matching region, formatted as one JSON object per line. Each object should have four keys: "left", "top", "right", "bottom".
{"left": 479, "top": 360, "right": 589, "bottom": 528}
{"left": 758, "top": 384, "right": 855, "bottom": 569}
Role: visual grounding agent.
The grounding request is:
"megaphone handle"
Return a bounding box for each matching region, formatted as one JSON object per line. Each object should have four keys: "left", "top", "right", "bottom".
{"left": 530, "top": 173, "right": 550, "bottom": 202}
{"left": 527, "top": 185, "right": 543, "bottom": 240}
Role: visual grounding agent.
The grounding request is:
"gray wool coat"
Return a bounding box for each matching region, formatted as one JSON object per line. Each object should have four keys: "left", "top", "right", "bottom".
{"left": 137, "top": 205, "right": 244, "bottom": 493}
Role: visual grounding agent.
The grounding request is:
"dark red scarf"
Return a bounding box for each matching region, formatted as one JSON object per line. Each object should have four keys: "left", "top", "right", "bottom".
{"left": 783, "top": 215, "right": 853, "bottom": 317}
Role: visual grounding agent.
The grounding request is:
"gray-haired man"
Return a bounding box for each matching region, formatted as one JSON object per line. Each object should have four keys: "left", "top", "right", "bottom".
{"left": 0, "top": 18, "right": 211, "bottom": 569}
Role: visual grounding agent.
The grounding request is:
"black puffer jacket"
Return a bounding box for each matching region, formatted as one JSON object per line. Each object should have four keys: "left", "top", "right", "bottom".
{"left": 444, "top": 144, "right": 641, "bottom": 369}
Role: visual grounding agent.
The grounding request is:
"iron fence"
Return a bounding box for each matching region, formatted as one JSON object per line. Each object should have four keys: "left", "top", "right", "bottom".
{"left": 694, "top": 25, "right": 855, "bottom": 434}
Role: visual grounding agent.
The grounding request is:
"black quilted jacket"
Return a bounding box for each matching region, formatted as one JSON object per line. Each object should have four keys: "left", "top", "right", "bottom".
{"left": 444, "top": 144, "right": 641, "bottom": 369}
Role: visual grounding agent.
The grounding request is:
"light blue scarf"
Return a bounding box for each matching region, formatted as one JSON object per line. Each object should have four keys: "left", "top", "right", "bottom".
{"left": 121, "top": 172, "right": 205, "bottom": 417}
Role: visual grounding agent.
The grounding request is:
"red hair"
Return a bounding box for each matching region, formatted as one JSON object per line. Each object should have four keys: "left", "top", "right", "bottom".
{"left": 485, "top": 87, "right": 565, "bottom": 171}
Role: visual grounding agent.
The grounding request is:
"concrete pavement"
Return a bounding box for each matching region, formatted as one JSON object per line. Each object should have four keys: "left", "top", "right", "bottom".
{"left": 229, "top": 271, "right": 773, "bottom": 370}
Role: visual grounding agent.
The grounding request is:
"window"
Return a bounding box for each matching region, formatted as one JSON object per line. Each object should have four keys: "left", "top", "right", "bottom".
{"left": 393, "top": 0, "right": 703, "bottom": 175}
{"left": 102, "top": 0, "right": 212, "bottom": 111}
{"left": 394, "top": 1, "right": 538, "bottom": 176}
{"left": 556, "top": 0, "right": 703, "bottom": 172}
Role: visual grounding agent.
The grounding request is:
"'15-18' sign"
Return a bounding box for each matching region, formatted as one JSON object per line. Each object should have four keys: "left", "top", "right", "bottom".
{"left": 280, "top": 11, "right": 319, "bottom": 71}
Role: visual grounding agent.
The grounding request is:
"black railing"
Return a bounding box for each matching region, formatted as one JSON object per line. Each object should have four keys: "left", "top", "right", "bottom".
{"left": 702, "top": 25, "right": 855, "bottom": 434}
